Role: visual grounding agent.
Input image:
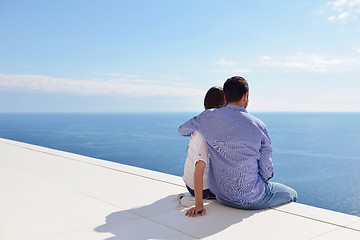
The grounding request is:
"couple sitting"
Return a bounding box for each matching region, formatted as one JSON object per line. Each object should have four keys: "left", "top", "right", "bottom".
{"left": 179, "top": 76, "right": 297, "bottom": 217}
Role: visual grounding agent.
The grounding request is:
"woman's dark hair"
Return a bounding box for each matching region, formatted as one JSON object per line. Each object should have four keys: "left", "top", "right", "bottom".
{"left": 204, "top": 86, "right": 226, "bottom": 109}
{"left": 223, "top": 76, "right": 249, "bottom": 103}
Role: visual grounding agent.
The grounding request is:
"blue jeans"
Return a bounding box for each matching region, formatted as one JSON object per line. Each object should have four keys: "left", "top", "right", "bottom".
{"left": 186, "top": 185, "right": 216, "bottom": 199}
{"left": 217, "top": 182, "right": 297, "bottom": 210}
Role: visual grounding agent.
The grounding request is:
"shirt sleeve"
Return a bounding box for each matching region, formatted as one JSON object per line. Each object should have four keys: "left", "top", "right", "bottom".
{"left": 258, "top": 128, "right": 274, "bottom": 182}
{"left": 178, "top": 116, "right": 201, "bottom": 137}
{"left": 193, "top": 133, "right": 209, "bottom": 167}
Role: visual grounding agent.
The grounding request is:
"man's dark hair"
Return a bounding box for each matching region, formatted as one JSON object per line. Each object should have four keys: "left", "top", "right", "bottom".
{"left": 223, "top": 76, "right": 249, "bottom": 103}
{"left": 204, "top": 86, "right": 226, "bottom": 109}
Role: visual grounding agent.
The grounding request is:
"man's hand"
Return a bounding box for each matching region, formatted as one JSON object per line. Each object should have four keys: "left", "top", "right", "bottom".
{"left": 185, "top": 205, "right": 206, "bottom": 217}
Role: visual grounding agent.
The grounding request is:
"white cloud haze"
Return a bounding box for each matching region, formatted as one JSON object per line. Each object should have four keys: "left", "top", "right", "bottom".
{"left": 216, "top": 58, "right": 237, "bottom": 65}
{"left": 253, "top": 52, "right": 358, "bottom": 72}
{"left": 0, "top": 73, "right": 203, "bottom": 98}
{"left": 327, "top": 0, "right": 360, "bottom": 22}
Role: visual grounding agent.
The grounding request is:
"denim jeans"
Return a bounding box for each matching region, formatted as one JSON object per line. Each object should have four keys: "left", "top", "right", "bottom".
{"left": 186, "top": 185, "right": 216, "bottom": 199}
{"left": 216, "top": 182, "right": 297, "bottom": 210}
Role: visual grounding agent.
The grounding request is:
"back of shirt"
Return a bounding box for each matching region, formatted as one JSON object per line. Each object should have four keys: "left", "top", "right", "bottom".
{"left": 179, "top": 104, "right": 273, "bottom": 205}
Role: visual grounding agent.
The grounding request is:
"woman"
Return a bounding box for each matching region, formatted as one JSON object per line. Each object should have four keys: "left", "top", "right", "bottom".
{"left": 181, "top": 86, "right": 226, "bottom": 217}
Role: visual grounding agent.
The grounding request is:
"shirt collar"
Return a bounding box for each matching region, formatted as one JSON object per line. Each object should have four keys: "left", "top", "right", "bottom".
{"left": 225, "top": 104, "right": 248, "bottom": 113}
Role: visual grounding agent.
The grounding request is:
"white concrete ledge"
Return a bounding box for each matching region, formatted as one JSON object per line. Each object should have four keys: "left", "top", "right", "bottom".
{"left": 1, "top": 137, "right": 359, "bottom": 240}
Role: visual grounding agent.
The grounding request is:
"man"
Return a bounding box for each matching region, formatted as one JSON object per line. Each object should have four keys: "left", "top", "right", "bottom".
{"left": 179, "top": 76, "right": 297, "bottom": 217}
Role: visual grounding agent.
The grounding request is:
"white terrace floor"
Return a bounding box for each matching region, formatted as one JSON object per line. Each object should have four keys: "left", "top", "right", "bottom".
{"left": 1, "top": 138, "right": 360, "bottom": 240}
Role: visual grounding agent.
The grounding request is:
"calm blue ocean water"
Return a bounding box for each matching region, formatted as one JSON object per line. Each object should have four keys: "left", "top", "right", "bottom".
{"left": 0, "top": 112, "right": 359, "bottom": 216}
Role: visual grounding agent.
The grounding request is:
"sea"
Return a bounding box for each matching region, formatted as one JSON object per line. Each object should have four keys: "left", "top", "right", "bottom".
{"left": 0, "top": 112, "right": 359, "bottom": 217}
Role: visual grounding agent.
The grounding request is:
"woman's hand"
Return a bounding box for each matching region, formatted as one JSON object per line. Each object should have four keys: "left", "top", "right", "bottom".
{"left": 186, "top": 160, "right": 207, "bottom": 217}
{"left": 185, "top": 205, "right": 206, "bottom": 217}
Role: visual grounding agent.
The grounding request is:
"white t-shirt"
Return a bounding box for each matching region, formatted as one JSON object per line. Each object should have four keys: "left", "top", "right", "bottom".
{"left": 182, "top": 131, "right": 209, "bottom": 190}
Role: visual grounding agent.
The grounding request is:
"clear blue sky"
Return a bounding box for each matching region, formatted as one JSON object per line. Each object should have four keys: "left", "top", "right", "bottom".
{"left": 1, "top": 0, "right": 359, "bottom": 112}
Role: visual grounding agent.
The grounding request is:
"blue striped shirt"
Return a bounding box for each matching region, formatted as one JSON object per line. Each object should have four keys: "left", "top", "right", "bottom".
{"left": 178, "top": 104, "right": 274, "bottom": 205}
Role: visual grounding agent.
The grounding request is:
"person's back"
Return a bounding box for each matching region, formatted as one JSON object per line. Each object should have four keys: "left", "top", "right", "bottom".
{"left": 182, "top": 104, "right": 273, "bottom": 205}
{"left": 182, "top": 130, "right": 210, "bottom": 191}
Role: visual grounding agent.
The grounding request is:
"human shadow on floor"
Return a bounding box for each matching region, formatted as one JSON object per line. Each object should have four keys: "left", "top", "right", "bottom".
{"left": 94, "top": 194, "right": 264, "bottom": 240}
